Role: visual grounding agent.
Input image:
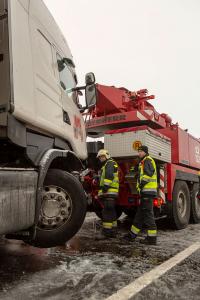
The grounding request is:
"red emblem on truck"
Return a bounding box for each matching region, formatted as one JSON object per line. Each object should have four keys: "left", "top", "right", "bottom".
{"left": 73, "top": 115, "right": 83, "bottom": 141}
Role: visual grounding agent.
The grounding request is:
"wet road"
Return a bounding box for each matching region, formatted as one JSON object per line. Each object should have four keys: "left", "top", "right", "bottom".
{"left": 0, "top": 215, "right": 200, "bottom": 300}
{"left": 133, "top": 249, "right": 200, "bottom": 300}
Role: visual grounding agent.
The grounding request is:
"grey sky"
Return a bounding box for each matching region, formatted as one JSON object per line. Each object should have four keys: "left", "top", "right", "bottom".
{"left": 44, "top": 0, "right": 200, "bottom": 137}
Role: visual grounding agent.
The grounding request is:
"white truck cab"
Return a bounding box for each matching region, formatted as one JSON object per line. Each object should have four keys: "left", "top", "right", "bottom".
{"left": 0, "top": 0, "right": 97, "bottom": 247}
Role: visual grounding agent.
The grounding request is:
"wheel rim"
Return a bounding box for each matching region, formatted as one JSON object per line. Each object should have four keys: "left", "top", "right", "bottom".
{"left": 194, "top": 191, "right": 200, "bottom": 215}
{"left": 38, "top": 185, "right": 72, "bottom": 230}
{"left": 177, "top": 191, "right": 187, "bottom": 218}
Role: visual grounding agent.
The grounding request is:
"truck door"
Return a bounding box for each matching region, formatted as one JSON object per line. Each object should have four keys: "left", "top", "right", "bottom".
{"left": 56, "top": 53, "right": 87, "bottom": 159}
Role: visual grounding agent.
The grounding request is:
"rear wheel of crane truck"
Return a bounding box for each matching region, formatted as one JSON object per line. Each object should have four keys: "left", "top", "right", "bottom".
{"left": 190, "top": 183, "right": 200, "bottom": 223}
{"left": 170, "top": 180, "right": 191, "bottom": 229}
{"left": 31, "top": 169, "right": 87, "bottom": 248}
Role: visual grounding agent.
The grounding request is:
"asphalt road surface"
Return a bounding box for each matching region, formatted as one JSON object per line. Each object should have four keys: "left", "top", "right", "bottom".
{"left": 0, "top": 215, "right": 200, "bottom": 300}
{"left": 133, "top": 249, "right": 200, "bottom": 300}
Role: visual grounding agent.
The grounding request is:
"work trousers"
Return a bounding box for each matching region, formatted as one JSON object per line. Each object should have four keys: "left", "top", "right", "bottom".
{"left": 132, "top": 195, "right": 157, "bottom": 234}
{"left": 101, "top": 197, "right": 117, "bottom": 228}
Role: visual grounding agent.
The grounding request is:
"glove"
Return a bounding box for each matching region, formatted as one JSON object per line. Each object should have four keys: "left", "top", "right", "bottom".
{"left": 130, "top": 164, "right": 139, "bottom": 175}
{"left": 102, "top": 185, "right": 109, "bottom": 193}
{"left": 93, "top": 175, "right": 100, "bottom": 182}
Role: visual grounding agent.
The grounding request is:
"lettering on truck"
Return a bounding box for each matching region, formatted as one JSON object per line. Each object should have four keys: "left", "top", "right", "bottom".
{"left": 86, "top": 114, "right": 126, "bottom": 127}
{"left": 195, "top": 146, "right": 200, "bottom": 163}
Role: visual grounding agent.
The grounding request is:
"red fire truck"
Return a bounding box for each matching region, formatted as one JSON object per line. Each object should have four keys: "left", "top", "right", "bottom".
{"left": 83, "top": 84, "right": 200, "bottom": 229}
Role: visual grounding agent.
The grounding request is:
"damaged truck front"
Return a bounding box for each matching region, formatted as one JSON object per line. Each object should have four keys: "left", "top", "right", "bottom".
{"left": 0, "top": 0, "right": 96, "bottom": 247}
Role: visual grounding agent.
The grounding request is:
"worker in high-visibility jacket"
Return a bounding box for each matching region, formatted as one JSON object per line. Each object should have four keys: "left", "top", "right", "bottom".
{"left": 96, "top": 149, "right": 119, "bottom": 239}
{"left": 124, "top": 145, "right": 158, "bottom": 245}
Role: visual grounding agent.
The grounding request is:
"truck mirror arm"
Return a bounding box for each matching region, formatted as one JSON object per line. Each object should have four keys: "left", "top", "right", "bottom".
{"left": 71, "top": 86, "right": 87, "bottom": 113}
{"left": 71, "top": 86, "right": 86, "bottom": 92}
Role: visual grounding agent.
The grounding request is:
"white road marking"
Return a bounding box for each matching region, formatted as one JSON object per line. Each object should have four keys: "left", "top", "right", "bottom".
{"left": 106, "top": 241, "right": 200, "bottom": 300}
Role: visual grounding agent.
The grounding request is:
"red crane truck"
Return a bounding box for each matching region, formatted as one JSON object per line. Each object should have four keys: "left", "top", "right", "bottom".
{"left": 83, "top": 84, "right": 200, "bottom": 229}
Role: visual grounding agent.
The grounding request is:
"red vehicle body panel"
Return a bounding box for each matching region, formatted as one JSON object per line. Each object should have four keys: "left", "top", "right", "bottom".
{"left": 86, "top": 84, "right": 167, "bottom": 135}
{"left": 158, "top": 126, "right": 200, "bottom": 170}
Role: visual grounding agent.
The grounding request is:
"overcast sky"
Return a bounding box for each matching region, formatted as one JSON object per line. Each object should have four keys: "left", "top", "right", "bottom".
{"left": 44, "top": 0, "right": 200, "bottom": 137}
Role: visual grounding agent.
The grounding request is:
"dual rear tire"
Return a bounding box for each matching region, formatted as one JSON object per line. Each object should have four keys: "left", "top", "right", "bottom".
{"left": 170, "top": 180, "right": 200, "bottom": 229}
{"left": 190, "top": 183, "right": 200, "bottom": 224}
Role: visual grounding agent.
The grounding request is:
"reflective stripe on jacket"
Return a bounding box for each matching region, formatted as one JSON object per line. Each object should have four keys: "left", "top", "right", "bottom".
{"left": 136, "top": 155, "right": 158, "bottom": 195}
{"left": 98, "top": 158, "right": 119, "bottom": 197}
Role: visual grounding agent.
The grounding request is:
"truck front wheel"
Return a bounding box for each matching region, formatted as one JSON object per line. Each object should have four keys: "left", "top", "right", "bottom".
{"left": 31, "top": 169, "right": 87, "bottom": 248}
{"left": 171, "top": 180, "right": 190, "bottom": 229}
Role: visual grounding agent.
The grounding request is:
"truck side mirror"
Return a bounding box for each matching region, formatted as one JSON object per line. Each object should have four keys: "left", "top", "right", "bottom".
{"left": 85, "top": 72, "right": 95, "bottom": 85}
{"left": 85, "top": 84, "right": 97, "bottom": 109}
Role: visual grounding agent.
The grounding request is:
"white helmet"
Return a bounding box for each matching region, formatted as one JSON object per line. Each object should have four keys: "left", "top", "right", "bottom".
{"left": 97, "top": 149, "right": 110, "bottom": 159}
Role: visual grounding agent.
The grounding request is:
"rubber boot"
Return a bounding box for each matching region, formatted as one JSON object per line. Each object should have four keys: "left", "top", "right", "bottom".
{"left": 123, "top": 231, "right": 137, "bottom": 242}
{"left": 140, "top": 236, "right": 157, "bottom": 245}
{"left": 106, "top": 228, "right": 117, "bottom": 238}
{"left": 112, "top": 220, "right": 118, "bottom": 235}
{"left": 95, "top": 228, "right": 116, "bottom": 240}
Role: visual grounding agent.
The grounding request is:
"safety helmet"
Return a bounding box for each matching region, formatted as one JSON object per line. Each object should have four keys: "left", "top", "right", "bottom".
{"left": 96, "top": 149, "right": 110, "bottom": 159}
{"left": 138, "top": 145, "right": 149, "bottom": 154}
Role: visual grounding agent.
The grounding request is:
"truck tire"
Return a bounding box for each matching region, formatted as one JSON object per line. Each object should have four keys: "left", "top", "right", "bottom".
{"left": 31, "top": 169, "right": 87, "bottom": 248}
{"left": 190, "top": 183, "right": 200, "bottom": 223}
{"left": 171, "top": 180, "right": 190, "bottom": 229}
